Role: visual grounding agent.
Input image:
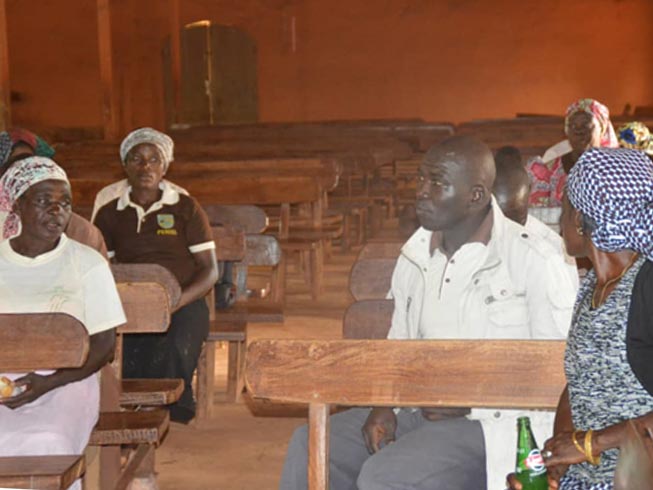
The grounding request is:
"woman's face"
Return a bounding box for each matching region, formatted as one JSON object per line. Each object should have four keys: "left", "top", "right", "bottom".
{"left": 567, "top": 112, "right": 602, "bottom": 154}
{"left": 124, "top": 143, "right": 166, "bottom": 191}
{"left": 560, "top": 193, "right": 586, "bottom": 257}
{"left": 15, "top": 180, "right": 72, "bottom": 246}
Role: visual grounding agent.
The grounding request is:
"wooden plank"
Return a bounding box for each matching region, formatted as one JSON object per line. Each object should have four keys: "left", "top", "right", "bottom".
{"left": 0, "top": 0, "right": 10, "bottom": 130}
{"left": 349, "top": 258, "right": 396, "bottom": 301}
{"left": 69, "top": 174, "right": 323, "bottom": 208}
{"left": 96, "top": 0, "right": 119, "bottom": 140}
{"left": 246, "top": 339, "right": 566, "bottom": 408}
{"left": 342, "top": 299, "right": 393, "bottom": 340}
{"left": 0, "top": 313, "right": 88, "bottom": 372}
{"left": 308, "top": 403, "right": 330, "bottom": 490}
{"left": 0, "top": 455, "right": 85, "bottom": 490}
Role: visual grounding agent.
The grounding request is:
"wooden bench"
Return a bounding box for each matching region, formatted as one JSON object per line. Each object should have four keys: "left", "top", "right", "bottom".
{"left": 246, "top": 339, "right": 566, "bottom": 490}
{"left": 0, "top": 313, "right": 89, "bottom": 489}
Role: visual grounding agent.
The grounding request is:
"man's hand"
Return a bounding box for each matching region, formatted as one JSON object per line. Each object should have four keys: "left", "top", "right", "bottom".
{"left": 362, "top": 407, "right": 397, "bottom": 454}
{"left": 506, "top": 466, "right": 568, "bottom": 490}
{"left": 0, "top": 373, "right": 55, "bottom": 409}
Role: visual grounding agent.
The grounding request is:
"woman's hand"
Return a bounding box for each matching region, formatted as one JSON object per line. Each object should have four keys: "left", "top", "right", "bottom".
{"left": 543, "top": 431, "right": 586, "bottom": 467}
{"left": 506, "top": 465, "right": 568, "bottom": 490}
{"left": 0, "top": 373, "right": 55, "bottom": 409}
{"left": 362, "top": 407, "right": 397, "bottom": 454}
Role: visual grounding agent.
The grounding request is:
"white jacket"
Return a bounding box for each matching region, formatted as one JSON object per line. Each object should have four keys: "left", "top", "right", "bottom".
{"left": 387, "top": 200, "right": 577, "bottom": 489}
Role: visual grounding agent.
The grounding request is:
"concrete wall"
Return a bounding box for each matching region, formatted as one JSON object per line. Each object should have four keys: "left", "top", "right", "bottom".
{"left": 5, "top": 0, "right": 653, "bottom": 133}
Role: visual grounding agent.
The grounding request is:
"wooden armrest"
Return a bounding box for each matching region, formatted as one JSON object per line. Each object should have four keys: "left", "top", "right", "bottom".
{"left": 0, "top": 455, "right": 85, "bottom": 490}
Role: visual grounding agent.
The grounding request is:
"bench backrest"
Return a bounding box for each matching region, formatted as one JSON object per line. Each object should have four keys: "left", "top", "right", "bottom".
{"left": 247, "top": 339, "right": 565, "bottom": 408}
{"left": 246, "top": 339, "right": 566, "bottom": 489}
{"left": 202, "top": 204, "right": 267, "bottom": 232}
{"left": 349, "top": 257, "right": 396, "bottom": 301}
{"left": 0, "top": 313, "right": 89, "bottom": 371}
{"left": 342, "top": 299, "right": 393, "bottom": 339}
{"left": 213, "top": 226, "right": 246, "bottom": 262}
{"left": 111, "top": 264, "right": 181, "bottom": 333}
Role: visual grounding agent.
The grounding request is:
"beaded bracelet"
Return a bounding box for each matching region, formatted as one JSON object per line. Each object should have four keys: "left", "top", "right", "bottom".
{"left": 584, "top": 429, "right": 601, "bottom": 465}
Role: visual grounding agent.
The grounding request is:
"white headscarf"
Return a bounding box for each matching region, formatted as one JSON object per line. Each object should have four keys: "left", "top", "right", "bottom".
{"left": 119, "top": 128, "right": 174, "bottom": 170}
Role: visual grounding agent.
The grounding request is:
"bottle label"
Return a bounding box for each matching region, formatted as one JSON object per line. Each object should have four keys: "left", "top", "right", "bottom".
{"left": 523, "top": 449, "right": 546, "bottom": 475}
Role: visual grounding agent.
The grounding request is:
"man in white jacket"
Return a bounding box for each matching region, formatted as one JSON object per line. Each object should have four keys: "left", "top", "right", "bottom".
{"left": 279, "top": 136, "right": 577, "bottom": 490}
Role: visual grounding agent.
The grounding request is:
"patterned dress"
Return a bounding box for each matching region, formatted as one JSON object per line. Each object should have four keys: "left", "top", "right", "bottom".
{"left": 560, "top": 257, "right": 653, "bottom": 489}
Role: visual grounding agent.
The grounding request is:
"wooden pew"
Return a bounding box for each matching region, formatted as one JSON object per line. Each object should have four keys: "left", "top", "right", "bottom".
{"left": 246, "top": 338, "right": 566, "bottom": 490}
{"left": 0, "top": 313, "right": 89, "bottom": 489}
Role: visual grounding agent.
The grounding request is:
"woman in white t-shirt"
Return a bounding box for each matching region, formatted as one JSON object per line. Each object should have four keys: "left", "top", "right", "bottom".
{"left": 0, "top": 157, "right": 126, "bottom": 490}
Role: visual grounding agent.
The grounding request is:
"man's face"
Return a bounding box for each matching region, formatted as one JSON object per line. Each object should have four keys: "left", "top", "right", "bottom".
{"left": 567, "top": 112, "right": 602, "bottom": 154}
{"left": 415, "top": 154, "right": 471, "bottom": 231}
{"left": 494, "top": 183, "right": 529, "bottom": 226}
{"left": 15, "top": 180, "right": 72, "bottom": 245}
{"left": 124, "top": 143, "right": 166, "bottom": 191}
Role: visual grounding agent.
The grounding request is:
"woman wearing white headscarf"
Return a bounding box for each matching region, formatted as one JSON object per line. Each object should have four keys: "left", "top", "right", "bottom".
{"left": 93, "top": 127, "right": 218, "bottom": 424}
{"left": 0, "top": 157, "right": 125, "bottom": 490}
{"left": 90, "top": 127, "right": 188, "bottom": 221}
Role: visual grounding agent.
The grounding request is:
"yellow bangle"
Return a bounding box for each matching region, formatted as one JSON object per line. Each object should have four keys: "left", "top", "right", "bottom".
{"left": 571, "top": 430, "right": 584, "bottom": 456}
{"left": 584, "top": 429, "right": 601, "bottom": 465}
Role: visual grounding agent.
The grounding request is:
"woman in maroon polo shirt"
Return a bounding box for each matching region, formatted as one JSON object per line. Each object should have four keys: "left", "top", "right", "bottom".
{"left": 93, "top": 127, "right": 218, "bottom": 423}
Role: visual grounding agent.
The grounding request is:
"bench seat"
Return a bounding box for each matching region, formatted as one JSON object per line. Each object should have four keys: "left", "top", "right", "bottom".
{"left": 120, "top": 378, "right": 184, "bottom": 406}
{"left": 89, "top": 410, "right": 169, "bottom": 446}
{"left": 0, "top": 455, "right": 85, "bottom": 490}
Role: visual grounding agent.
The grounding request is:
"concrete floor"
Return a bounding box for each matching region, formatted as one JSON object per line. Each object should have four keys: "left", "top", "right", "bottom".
{"left": 156, "top": 248, "right": 359, "bottom": 490}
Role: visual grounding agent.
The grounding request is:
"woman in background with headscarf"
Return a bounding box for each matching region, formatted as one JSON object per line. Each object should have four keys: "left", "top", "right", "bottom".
{"left": 508, "top": 147, "right": 653, "bottom": 489}
{"left": 0, "top": 128, "right": 108, "bottom": 256}
{"left": 93, "top": 127, "right": 218, "bottom": 424}
{"left": 528, "top": 98, "right": 619, "bottom": 208}
{"left": 0, "top": 157, "right": 125, "bottom": 490}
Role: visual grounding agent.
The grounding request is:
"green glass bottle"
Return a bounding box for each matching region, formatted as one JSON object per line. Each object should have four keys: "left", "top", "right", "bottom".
{"left": 515, "top": 416, "right": 548, "bottom": 490}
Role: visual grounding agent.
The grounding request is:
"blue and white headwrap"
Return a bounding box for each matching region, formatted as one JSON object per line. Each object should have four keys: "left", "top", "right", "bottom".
{"left": 567, "top": 148, "right": 653, "bottom": 259}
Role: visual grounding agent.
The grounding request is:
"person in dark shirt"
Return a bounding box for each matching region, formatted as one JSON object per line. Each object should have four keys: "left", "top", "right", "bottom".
{"left": 94, "top": 127, "right": 218, "bottom": 423}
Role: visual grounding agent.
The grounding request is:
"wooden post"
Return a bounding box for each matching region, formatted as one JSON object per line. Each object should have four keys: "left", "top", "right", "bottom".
{"left": 0, "top": 0, "right": 10, "bottom": 130}
{"left": 96, "top": 0, "right": 119, "bottom": 140}
{"left": 169, "top": 0, "right": 182, "bottom": 124}
{"left": 308, "top": 403, "right": 330, "bottom": 490}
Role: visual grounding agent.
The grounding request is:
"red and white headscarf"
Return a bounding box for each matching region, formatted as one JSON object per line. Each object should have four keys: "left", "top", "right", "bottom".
{"left": 564, "top": 98, "right": 619, "bottom": 149}
{"left": 0, "top": 156, "right": 68, "bottom": 239}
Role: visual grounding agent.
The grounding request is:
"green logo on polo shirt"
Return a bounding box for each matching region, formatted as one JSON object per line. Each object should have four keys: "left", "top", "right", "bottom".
{"left": 157, "top": 214, "right": 175, "bottom": 229}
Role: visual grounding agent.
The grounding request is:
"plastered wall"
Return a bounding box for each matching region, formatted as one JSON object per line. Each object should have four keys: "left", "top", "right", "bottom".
{"left": 5, "top": 0, "right": 653, "bottom": 133}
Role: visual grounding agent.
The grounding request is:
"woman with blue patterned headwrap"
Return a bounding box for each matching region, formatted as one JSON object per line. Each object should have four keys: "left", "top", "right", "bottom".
{"left": 508, "top": 148, "right": 653, "bottom": 489}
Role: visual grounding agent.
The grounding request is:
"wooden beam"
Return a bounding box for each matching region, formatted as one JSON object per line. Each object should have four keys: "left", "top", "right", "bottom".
{"left": 0, "top": 0, "right": 10, "bottom": 130}
{"left": 96, "top": 0, "right": 119, "bottom": 140}
{"left": 169, "top": 0, "right": 181, "bottom": 124}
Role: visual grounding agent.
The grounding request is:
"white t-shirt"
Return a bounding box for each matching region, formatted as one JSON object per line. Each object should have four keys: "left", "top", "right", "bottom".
{"left": 0, "top": 234, "right": 126, "bottom": 335}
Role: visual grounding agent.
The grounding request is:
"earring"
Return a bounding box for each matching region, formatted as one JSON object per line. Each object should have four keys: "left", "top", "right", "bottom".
{"left": 576, "top": 226, "right": 584, "bottom": 236}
